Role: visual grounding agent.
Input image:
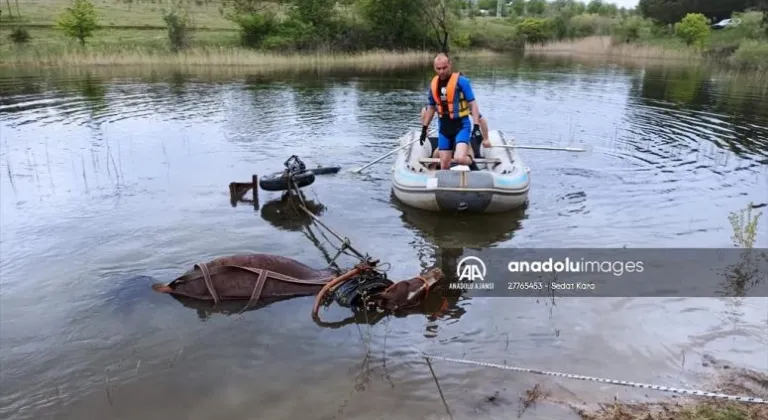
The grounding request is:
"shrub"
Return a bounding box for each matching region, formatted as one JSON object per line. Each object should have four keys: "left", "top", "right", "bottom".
{"left": 550, "top": 15, "right": 569, "bottom": 40}
{"left": 613, "top": 15, "right": 647, "bottom": 43}
{"left": 235, "top": 12, "right": 279, "bottom": 48}
{"left": 161, "top": 7, "right": 191, "bottom": 52}
{"left": 569, "top": 13, "right": 616, "bottom": 38}
{"left": 674, "top": 13, "right": 710, "bottom": 48}
{"left": 325, "top": 16, "right": 373, "bottom": 53}
{"left": 452, "top": 31, "right": 472, "bottom": 49}
{"left": 9, "top": 27, "right": 30, "bottom": 44}
{"left": 517, "top": 18, "right": 552, "bottom": 45}
{"left": 728, "top": 40, "right": 768, "bottom": 71}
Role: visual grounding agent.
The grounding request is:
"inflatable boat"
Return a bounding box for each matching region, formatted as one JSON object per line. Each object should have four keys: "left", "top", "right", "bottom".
{"left": 391, "top": 129, "right": 530, "bottom": 213}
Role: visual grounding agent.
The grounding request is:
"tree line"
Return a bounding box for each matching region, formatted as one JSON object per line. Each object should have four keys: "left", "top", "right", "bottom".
{"left": 638, "top": 0, "right": 767, "bottom": 25}
{"left": 6, "top": 0, "right": 768, "bottom": 56}
{"left": 218, "top": 0, "right": 767, "bottom": 53}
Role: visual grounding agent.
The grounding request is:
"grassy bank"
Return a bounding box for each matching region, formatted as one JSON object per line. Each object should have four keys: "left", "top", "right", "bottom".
{"left": 0, "top": 0, "right": 500, "bottom": 70}
{"left": 1, "top": 1, "right": 766, "bottom": 73}
{"left": 572, "top": 354, "right": 768, "bottom": 420}
{"left": 3, "top": 45, "right": 443, "bottom": 72}
{"left": 524, "top": 36, "right": 701, "bottom": 62}
{"left": 0, "top": 0, "right": 237, "bottom": 29}
{"left": 522, "top": 11, "right": 768, "bottom": 71}
{"left": 576, "top": 399, "right": 768, "bottom": 420}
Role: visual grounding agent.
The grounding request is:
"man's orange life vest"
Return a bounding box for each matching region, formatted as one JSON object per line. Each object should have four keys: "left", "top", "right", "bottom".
{"left": 430, "top": 72, "right": 470, "bottom": 119}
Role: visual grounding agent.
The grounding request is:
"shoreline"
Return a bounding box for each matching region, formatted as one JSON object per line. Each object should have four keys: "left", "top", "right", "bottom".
{"left": 524, "top": 36, "right": 768, "bottom": 74}
{"left": 570, "top": 363, "right": 768, "bottom": 420}
{"left": 2, "top": 40, "right": 763, "bottom": 78}
{"left": 0, "top": 46, "right": 503, "bottom": 71}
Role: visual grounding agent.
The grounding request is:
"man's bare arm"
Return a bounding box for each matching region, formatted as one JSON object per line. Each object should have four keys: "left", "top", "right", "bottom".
{"left": 422, "top": 105, "right": 436, "bottom": 127}
{"left": 470, "top": 101, "right": 480, "bottom": 127}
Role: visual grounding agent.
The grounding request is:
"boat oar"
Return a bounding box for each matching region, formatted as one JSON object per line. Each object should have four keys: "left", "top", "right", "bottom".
{"left": 309, "top": 166, "right": 341, "bottom": 175}
{"left": 348, "top": 136, "right": 419, "bottom": 173}
{"left": 493, "top": 144, "right": 590, "bottom": 152}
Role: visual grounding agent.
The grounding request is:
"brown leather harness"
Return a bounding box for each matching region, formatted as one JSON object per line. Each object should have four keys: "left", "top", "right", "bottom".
{"left": 173, "top": 263, "right": 335, "bottom": 310}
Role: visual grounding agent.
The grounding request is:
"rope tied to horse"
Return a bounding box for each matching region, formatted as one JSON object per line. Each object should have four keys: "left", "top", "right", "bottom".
{"left": 310, "top": 260, "right": 392, "bottom": 322}
{"left": 273, "top": 157, "right": 395, "bottom": 320}
{"left": 282, "top": 155, "right": 372, "bottom": 266}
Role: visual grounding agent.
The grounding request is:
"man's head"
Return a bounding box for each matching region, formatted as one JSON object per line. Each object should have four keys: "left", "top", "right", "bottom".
{"left": 433, "top": 53, "right": 451, "bottom": 80}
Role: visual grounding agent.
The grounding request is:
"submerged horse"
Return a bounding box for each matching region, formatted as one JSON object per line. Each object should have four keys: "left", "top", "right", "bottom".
{"left": 151, "top": 253, "right": 445, "bottom": 321}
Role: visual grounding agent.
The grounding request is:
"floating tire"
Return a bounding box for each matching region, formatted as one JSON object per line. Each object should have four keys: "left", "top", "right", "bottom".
{"left": 259, "top": 170, "right": 316, "bottom": 192}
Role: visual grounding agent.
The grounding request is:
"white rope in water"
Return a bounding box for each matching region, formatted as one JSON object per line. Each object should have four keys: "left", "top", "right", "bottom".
{"left": 418, "top": 352, "right": 768, "bottom": 404}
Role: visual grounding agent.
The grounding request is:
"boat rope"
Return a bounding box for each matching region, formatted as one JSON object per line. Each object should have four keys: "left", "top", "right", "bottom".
{"left": 272, "top": 156, "right": 397, "bottom": 321}
{"left": 417, "top": 351, "right": 768, "bottom": 404}
{"left": 282, "top": 163, "right": 373, "bottom": 267}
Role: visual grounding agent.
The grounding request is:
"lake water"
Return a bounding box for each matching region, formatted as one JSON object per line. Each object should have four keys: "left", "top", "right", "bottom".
{"left": 1, "top": 57, "right": 767, "bottom": 420}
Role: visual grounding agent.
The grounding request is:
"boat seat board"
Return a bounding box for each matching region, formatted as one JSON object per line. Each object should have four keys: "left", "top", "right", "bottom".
{"left": 426, "top": 136, "right": 484, "bottom": 160}
{"left": 418, "top": 157, "right": 501, "bottom": 164}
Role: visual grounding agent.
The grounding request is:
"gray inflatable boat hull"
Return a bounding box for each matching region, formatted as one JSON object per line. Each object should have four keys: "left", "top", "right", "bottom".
{"left": 391, "top": 129, "right": 530, "bottom": 213}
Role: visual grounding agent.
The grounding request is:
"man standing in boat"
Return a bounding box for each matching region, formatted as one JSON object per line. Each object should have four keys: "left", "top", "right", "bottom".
{"left": 421, "top": 107, "right": 489, "bottom": 161}
{"left": 420, "top": 53, "right": 489, "bottom": 170}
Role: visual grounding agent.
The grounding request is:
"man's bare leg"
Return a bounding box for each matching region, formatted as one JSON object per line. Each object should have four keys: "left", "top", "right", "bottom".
{"left": 453, "top": 142, "right": 472, "bottom": 166}
{"left": 439, "top": 150, "right": 452, "bottom": 170}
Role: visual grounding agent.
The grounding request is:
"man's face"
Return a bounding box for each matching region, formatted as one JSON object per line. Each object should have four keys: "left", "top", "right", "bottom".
{"left": 434, "top": 58, "right": 451, "bottom": 80}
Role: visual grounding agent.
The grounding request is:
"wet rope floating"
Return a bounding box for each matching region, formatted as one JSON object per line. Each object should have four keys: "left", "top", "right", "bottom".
{"left": 418, "top": 352, "right": 768, "bottom": 404}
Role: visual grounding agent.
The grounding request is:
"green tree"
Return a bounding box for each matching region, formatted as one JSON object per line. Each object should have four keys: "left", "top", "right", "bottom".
{"left": 477, "top": 0, "right": 496, "bottom": 11}
{"left": 56, "top": 0, "right": 98, "bottom": 46}
{"left": 421, "top": 0, "right": 462, "bottom": 53}
{"left": 551, "top": 0, "right": 587, "bottom": 17}
{"left": 674, "top": 12, "right": 710, "bottom": 48}
{"left": 758, "top": 0, "right": 768, "bottom": 36}
{"left": 527, "top": 0, "right": 547, "bottom": 15}
{"left": 599, "top": 3, "right": 618, "bottom": 16}
{"left": 287, "top": 0, "right": 335, "bottom": 32}
{"left": 517, "top": 17, "right": 552, "bottom": 44}
{"left": 509, "top": 0, "right": 525, "bottom": 16}
{"left": 614, "top": 15, "right": 645, "bottom": 43}
{"left": 360, "top": 0, "right": 428, "bottom": 49}
{"left": 586, "top": 0, "right": 603, "bottom": 14}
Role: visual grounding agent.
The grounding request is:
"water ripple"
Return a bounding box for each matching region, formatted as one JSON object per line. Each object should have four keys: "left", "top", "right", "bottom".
{"left": 1, "top": 62, "right": 767, "bottom": 419}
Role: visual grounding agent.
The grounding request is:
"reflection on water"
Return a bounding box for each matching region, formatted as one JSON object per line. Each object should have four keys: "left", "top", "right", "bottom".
{"left": 1, "top": 59, "right": 767, "bottom": 420}
{"left": 395, "top": 197, "right": 528, "bottom": 249}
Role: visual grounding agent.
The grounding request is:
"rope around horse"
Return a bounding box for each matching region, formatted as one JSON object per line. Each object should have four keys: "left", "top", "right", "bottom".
{"left": 416, "top": 350, "right": 767, "bottom": 404}
{"left": 279, "top": 173, "right": 393, "bottom": 323}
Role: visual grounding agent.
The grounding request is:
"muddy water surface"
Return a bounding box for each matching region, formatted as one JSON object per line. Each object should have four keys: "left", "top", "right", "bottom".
{"left": 1, "top": 58, "right": 767, "bottom": 420}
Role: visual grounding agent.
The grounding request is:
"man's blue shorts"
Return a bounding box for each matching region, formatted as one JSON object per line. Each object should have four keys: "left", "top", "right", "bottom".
{"left": 437, "top": 117, "right": 472, "bottom": 151}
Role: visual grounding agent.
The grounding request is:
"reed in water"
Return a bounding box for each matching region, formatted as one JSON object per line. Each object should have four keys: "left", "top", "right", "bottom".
{"left": 2, "top": 45, "right": 443, "bottom": 71}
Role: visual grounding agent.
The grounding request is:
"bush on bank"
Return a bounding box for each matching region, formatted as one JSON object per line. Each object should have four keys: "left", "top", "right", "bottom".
{"left": 3, "top": 0, "right": 767, "bottom": 70}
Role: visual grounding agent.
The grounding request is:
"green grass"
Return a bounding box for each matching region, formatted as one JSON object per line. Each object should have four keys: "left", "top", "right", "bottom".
{"left": 577, "top": 400, "right": 768, "bottom": 420}
{"left": 1, "top": 26, "right": 238, "bottom": 56}
{"left": 0, "top": 0, "right": 238, "bottom": 29}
